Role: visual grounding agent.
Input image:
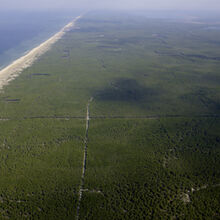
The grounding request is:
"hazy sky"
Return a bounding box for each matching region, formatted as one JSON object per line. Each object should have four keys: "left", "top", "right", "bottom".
{"left": 1, "top": 0, "right": 220, "bottom": 11}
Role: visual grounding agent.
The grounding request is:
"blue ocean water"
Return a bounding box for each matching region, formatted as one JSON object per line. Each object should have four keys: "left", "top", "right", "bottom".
{"left": 0, "top": 10, "right": 80, "bottom": 69}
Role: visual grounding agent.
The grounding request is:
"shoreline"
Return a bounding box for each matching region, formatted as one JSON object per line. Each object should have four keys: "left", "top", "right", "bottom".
{"left": 0, "top": 15, "right": 82, "bottom": 91}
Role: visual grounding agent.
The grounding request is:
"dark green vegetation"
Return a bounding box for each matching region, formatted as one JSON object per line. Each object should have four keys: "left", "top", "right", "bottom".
{"left": 82, "top": 118, "right": 220, "bottom": 219}
{"left": 0, "top": 11, "right": 220, "bottom": 219}
{"left": 0, "top": 119, "right": 84, "bottom": 219}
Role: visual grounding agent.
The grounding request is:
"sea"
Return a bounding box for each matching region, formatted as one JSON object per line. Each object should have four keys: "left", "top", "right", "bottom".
{"left": 0, "top": 10, "right": 81, "bottom": 70}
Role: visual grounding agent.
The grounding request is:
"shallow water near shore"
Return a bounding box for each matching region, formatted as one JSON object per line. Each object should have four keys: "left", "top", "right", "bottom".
{"left": 0, "top": 10, "right": 80, "bottom": 70}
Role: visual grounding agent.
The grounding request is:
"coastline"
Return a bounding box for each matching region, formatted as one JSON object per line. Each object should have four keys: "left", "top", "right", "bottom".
{"left": 0, "top": 15, "right": 81, "bottom": 90}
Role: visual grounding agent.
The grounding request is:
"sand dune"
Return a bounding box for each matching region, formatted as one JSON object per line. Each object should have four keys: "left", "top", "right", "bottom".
{"left": 0, "top": 15, "right": 82, "bottom": 90}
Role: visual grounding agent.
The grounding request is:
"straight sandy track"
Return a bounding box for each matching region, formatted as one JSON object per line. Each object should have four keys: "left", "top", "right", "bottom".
{"left": 76, "top": 97, "right": 93, "bottom": 220}
{"left": 90, "top": 114, "right": 220, "bottom": 119}
{"left": 0, "top": 114, "right": 219, "bottom": 121}
{"left": 0, "top": 15, "right": 82, "bottom": 90}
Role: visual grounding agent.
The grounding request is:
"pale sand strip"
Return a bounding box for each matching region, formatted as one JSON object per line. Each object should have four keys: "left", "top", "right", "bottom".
{"left": 0, "top": 15, "right": 82, "bottom": 90}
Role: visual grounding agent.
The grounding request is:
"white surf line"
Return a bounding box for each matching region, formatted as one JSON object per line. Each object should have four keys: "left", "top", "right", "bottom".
{"left": 0, "top": 15, "right": 82, "bottom": 91}
{"left": 76, "top": 97, "right": 93, "bottom": 220}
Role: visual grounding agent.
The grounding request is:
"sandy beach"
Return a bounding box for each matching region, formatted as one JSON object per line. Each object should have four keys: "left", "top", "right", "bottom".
{"left": 0, "top": 15, "right": 81, "bottom": 90}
